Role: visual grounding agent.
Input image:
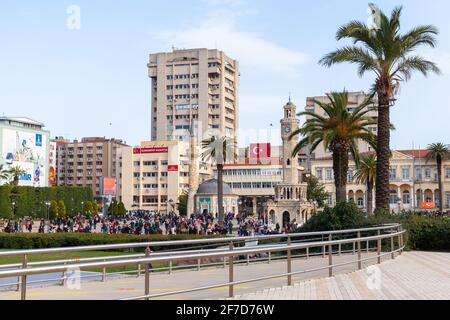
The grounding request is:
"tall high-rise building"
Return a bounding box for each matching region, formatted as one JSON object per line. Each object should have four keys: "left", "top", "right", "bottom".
{"left": 53, "top": 137, "right": 128, "bottom": 197}
{"left": 305, "top": 91, "right": 378, "bottom": 160}
{"left": 148, "top": 48, "right": 240, "bottom": 145}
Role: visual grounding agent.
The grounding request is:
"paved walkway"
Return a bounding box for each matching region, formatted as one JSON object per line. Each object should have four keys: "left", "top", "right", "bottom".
{"left": 230, "top": 252, "right": 450, "bottom": 300}
{"left": 0, "top": 252, "right": 383, "bottom": 300}
{"left": 1, "top": 251, "right": 448, "bottom": 300}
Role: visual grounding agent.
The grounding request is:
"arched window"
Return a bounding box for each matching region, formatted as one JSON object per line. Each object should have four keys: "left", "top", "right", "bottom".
{"left": 357, "top": 198, "right": 364, "bottom": 208}
{"left": 390, "top": 190, "right": 398, "bottom": 204}
{"left": 403, "top": 191, "right": 411, "bottom": 204}
{"left": 287, "top": 159, "right": 291, "bottom": 166}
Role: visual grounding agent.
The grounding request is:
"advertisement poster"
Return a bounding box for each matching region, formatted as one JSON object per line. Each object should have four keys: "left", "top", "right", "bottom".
{"left": 100, "top": 177, "right": 117, "bottom": 196}
{"left": 1, "top": 128, "right": 48, "bottom": 187}
{"left": 49, "top": 141, "right": 57, "bottom": 187}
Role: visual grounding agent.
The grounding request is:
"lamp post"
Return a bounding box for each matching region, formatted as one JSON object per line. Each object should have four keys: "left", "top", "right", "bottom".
{"left": 81, "top": 201, "right": 84, "bottom": 216}
{"left": 168, "top": 199, "right": 175, "bottom": 213}
{"left": 45, "top": 201, "right": 51, "bottom": 232}
{"left": 11, "top": 201, "right": 16, "bottom": 219}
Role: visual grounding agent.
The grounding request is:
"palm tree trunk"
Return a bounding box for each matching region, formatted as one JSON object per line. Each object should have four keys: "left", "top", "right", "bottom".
{"left": 437, "top": 155, "right": 444, "bottom": 214}
{"left": 217, "top": 164, "right": 224, "bottom": 227}
{"left": 367, "top": 182, "right": 374, "bottom": 216}
{"left": 333, "top": 146, "right": 348, "bottom": 203}
{"left": 375, "top": 87, "right": 391, "bottom": 212}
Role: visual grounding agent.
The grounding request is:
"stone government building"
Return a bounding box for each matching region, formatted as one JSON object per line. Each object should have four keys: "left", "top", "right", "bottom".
{"left": 312, "top": 149, "right": 450, "bottom": 212}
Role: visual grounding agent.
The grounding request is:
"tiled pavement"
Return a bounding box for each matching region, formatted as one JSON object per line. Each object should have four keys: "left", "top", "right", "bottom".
{"left": 230, "top": 252, "right": 450, "bottom": 300}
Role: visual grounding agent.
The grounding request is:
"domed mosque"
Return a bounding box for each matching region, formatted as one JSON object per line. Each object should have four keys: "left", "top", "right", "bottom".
{"left": 195, "top": 179, "right": 239, "bottom": 215}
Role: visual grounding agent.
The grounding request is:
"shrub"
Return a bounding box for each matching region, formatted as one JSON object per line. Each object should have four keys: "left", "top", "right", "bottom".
{"left": 299, "top": 201, "right": 365, "bottom": 232}
{"left": 298, "top": 203, "right": 450, "bottom": 252}
{"left": 0, "top": 233, "right": 223, "bottom": 250}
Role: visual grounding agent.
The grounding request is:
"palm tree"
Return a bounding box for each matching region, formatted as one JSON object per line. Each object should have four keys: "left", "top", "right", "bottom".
{"left": 426, "top": 143, "right": 450, "bottom": 214}
{"left": 201, "top": 136, "right": 237, "bottom": 226}
{"left": 291, "top": 91, "right": 377, "bottom": 203}
{"left": 320, "top": 5, "right": 441, "bottom": 212}
{"left": 0, "top": 165, "right": 10, "bottom": 184}
{"left": 354, "top": 154, "right": 377, "bottom": 215}
{"left": 8, "top": 166, "right": 26, "bottom": 186}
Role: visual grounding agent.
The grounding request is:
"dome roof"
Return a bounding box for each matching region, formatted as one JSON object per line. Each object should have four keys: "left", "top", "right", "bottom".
{"left": 196, "top": 179, "right": 235, "bottom": 195}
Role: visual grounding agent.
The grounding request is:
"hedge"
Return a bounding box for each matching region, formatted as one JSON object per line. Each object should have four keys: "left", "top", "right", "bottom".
{"left": 0, "top": 233, "right": 223, "bottom": 250}
{"left": 297, "top": 202, "right": 450, "bottom": 252}
{"left": 0, "top": 185, "right": 93, "bottom": 219}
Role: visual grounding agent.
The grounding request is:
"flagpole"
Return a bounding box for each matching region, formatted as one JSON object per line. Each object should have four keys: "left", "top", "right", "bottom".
{"left": 412, "top": 141, "right": 416, "bottom": 210}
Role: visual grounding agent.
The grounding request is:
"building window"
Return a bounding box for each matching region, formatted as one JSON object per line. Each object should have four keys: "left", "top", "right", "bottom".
{"left": 390, "top": 190, "right": 398, "bottom": 204}
{"left": 402, "top": 168, "right": 410, "bottom": 181}
{"left": 316, "top": 169, "right": 323, "bottom": 180}
{"left": 389, "top": 168, "right": 397, "bottom": 181}
{"left": 415, "top": 167, "right": 422, "bottom": 180}
{"left": 347, "top": 169, "right": 353, "bottom": 183}
{"left": 425, "top": 167, "right": 431, "bottom": 178}
{"left": 446, "top": 168, "right": 450, "bottom": 179}
{"left": 327, "top": 194, "right": 333, "bottom": 206}
{"left": 357, "top": 198, "right": 364, "bottom": 208}
{"left": 326, "top": 169, "right": 333, "bottom": 181}
{"left": 403, "top": 191, "right": 411, "bottom": 204}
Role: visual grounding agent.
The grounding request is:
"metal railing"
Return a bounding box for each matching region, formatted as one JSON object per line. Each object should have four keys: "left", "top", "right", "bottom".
{"left": 0, "top": 224, "right": 405, "bottom": 300}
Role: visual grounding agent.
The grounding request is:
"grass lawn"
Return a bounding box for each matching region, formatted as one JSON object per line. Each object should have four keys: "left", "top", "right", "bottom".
{"left": 0, "top": 250, "right": 171, "bottom": 274}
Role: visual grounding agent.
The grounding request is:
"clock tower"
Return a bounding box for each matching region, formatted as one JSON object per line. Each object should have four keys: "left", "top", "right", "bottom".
{"left": 263, "top": 99, "right": 314, "bottom": 229}
{"left": 281, "top": 100, "right": 300, "bottom": 184}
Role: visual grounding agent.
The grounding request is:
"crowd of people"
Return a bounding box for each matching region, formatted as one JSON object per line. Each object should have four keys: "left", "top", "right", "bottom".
{"left": 0, "top": 210, "right": 304, "bottom": 236}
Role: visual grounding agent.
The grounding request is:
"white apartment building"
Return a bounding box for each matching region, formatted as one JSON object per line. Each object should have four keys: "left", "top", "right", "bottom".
{"left": 148, "top": 48, "right": 240, "bottom": 147}
{"left": 120, "top": 140, "right": 211, "bottom": 213}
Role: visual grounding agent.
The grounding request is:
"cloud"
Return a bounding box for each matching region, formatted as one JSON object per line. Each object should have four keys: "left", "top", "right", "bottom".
{"left": 152, "top": 11, "right": 308, "bottom": 75}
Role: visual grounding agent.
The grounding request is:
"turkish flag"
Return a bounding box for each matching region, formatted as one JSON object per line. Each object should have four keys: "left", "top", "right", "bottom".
{"left": 249, "top": 143, "right": 271, "bottom": 159}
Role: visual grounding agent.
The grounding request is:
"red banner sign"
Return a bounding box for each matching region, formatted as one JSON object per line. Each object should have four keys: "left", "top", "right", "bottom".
{"left": 420, "top": 202, "right": 435, "bottom": 209}
{"left": 249, "top": 143, "right": 271, "bottom": 159}
{"left": 133, "top": 147, "right": 168, "bottom": 154}
{"left": 168, "top": 165, "right": 179, "bottom": 172}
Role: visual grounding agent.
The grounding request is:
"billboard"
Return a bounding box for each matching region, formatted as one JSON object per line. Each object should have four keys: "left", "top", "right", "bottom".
{"left": 1, "top": 128, "right": 48, "bottom": 187}
{"left": 100, "top": 177, "right": 117, "bottom": 196}
{"left": 49, "top": 141, "right": 57, "bottom": 187}
{"left": 133, "top": 147, "right": 168, "bottom": 154}
{"left": 249, "top": 143, "right": 271, "bottom": 159}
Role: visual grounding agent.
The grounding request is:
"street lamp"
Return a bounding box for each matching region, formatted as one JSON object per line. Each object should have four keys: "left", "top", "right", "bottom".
{"left": 45, "top": 201, "right": 51, "bottom": 221}
{"left": 11, "top": 201, "right": 16, "bottom": 219}
{"left": 168, "top": 199, "right": 175, "bottom": 213}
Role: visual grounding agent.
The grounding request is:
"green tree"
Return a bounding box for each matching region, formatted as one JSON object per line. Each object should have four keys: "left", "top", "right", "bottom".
{"left": 117, "top": 202, "right": 127, "bottom": 216}
{"left": 320, "top": 5, "right": 441, "bottom": 212}
{"left": 426, "top": 143, "right": 450, "bottom": 214}
{"left": 0, "top": 186, "right": 12, "bottom": 219}
{"left": 290, "top": 91, "right": 377, "bottom": 203}
{"left": 354, "top": 154, "right": 377, "bottom": 216}
{"left": 57, "top": 200, "right": 67, "bottom": 218}
{"left": 306, "top": 175, "right": 328, "bottom": 208}
{"left": 0, "top": 165, "right": 10, "bottom": 184}
{"left": 108, "top": 200, "right": 118, "bottom": 216}
{"left": 49, "top": 200, "right": 59, "bottom": 219}
{"left": 84, "top": 202, "right": 93, "bottom": 217}
{"left": 8, "top": 166, "right": 26, "bottom": 186}
{"left": 177, "top": 190, "right": 189, "bottom": 216}
{"left": 91, "top": 201, "right": 98, "bottom": 216}
{"left": 202, "top": 136, "right": 237, "bottom": 225}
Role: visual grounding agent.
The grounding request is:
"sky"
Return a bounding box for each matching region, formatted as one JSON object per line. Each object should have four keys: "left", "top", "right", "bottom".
{"left": 0, "top": 0, "right": 449, "bottom": 149}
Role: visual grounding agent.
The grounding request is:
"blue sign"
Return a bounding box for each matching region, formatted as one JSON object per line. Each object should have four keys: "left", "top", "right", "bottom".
{"left": 35, "top": 134, "right": 42, "bottom": 147}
